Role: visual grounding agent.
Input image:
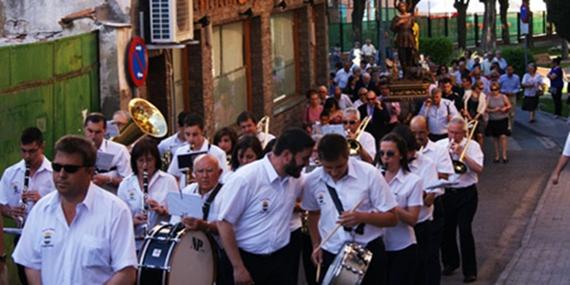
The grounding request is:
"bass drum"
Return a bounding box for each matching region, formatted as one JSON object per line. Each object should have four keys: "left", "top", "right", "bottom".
{"left": 137, "top": 224, "right": 218, "bottom": 285}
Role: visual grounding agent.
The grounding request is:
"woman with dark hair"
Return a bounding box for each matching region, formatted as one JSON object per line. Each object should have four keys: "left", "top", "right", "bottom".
{"left": 380, "top": 133, "right": 423, "bottom": 285}
{"left": 213, "top": 127, "right": 238, "bottom": 166}
{"left": 230, "top": 135, "right": 263, "bottom": 171}
{"left": 323, "top": 97, "right": 343, "bottom": 124}
{"left": 463, "top": 80, "right": 487, "bottom": 148}
{"left": 548, "top": 57, "right": 564, "bottom": 118}
{"left": 117, "top": 138, "right": 178, "bottom": 250}
{"left": 521, "top": 63, "right": 544, "bottom": 123}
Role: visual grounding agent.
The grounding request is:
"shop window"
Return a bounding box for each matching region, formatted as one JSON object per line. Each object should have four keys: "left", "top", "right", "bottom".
{"left": 212, "top": 22, "right": 248, "bottom": 129}
{"left": 270, "top": 12, "right": 297, "bottom": 103}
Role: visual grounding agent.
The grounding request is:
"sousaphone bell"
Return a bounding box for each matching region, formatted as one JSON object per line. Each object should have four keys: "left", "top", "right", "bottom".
{"left": 112, "top": 98, "right": 168, "bottom": 146}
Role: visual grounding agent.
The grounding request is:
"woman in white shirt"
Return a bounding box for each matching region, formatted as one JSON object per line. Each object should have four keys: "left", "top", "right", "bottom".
{"left": 117, "top": 138, "right": 178, "bottom": 250}
{"left": 521, "top": 63, "right": 544, "bottom": 123}
{"left": 380, "top": 133, "right": 424, "bottom": 285}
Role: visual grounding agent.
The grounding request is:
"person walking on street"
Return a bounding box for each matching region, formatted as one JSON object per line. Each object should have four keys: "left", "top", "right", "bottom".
{"left": 547, "top": 57, "right": 564, "bottom": 118}
{"left": 521, "top": 63, "right": 544, "bottom": 123}
{"left": 485, "top": 82, "right": 512, "bottom": 163}
{"left": 499, "top": 65, "right": 521, "bottom": 130}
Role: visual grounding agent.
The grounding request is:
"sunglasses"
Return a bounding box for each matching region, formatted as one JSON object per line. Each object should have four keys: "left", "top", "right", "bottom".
{"left": 379, "top": 150, "right": 396, "bottom": 158}
{"left": 343, "top": 120, "right": 357, "bottom": 125}
{"left": 491, "top": 88, "right": 499, "bottom": 91}
{"left": 52, "top": 163, "right": 86, "bottom": 173}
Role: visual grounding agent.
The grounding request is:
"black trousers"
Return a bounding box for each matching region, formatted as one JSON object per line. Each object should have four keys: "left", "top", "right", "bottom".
{"left": 414, "top": 220, "right": 433, "bottom": 285}
{"left": 386, "top": 244, "right": 418, "bottom": 285}
{"left": 239, "top": 244, "right": 293, "bottom": 285}
{"left": 552, "top": 88, "right": 563, "bottom": 116}
{"left": 428, "top": 197, "right": 445, "bottom": 285}
{"left": 283, "top": 228, "right": 303, "bottom": 285}
{"left": 320, "top": 237, "right": 388, "bottom": 285}
{"left": 13, "top": 235, "right": 28, "bottom": 285}
{"left": 301, "top": 231, "right": 318, "bottom": 285}
{"left": 442, "top": 185, "right": 478, "bottom": 277}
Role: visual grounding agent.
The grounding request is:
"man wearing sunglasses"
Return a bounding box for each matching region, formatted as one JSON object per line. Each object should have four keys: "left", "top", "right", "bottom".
{"left": 357, "top": 90, "right": 391, "bottom": 145}
{"left": 0, "top": 127, "right": 56, "bottom": 284}
{"left": 343, "top": 107, "right": 376, "bottom": 164}
{"left": 13, "top": 135, "right": 138, "bottom": 285}
{"left": 84, "top": 113, "right": 132, "bottom": 192}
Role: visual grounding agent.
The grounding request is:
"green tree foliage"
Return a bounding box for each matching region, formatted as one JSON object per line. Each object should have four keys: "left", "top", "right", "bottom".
{"left": 545, "top": 0, "right": 570, "bottom": 42}
{"left": 419, "top": 37, "right": 453, "bottom": 65}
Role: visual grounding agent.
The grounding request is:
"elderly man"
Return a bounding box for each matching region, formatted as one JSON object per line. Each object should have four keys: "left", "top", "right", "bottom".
{"left": 435, "top": 117, "right": 484, "bottom": 283}
{"left": 343, "top": 107, "right": 376, "bottom": 164}
{"left": 83, "top": 113, "right": 132, "bottom": 192}
{"left": 331, "top": 86, "right": 354, "bottom": 110}
{"left": 358, "top": 90, "right": 391, "bottom": 144}
{"left": 13, "top": 135, "right": 138, "bottom": 285}
{"left": 418, "top": 88, "right": 459, "bottom": 142}
{"left": 499, "top": 65, "right": 521, "bottom": 130}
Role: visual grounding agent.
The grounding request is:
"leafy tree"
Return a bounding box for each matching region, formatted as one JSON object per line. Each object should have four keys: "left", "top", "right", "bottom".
{"left": 545, "top": 0, "right": 570, "bottom": 42}
{"left": 499, "top": 0, "right": 510, "bottom": 44}
{"left": 454, "top": 0, "right": 470, "bottom": 49}
{"left": 352, "top": 0, "right": 366, "bottom": 43}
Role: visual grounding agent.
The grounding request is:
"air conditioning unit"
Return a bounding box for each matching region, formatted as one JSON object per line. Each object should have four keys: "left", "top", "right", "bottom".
{"left": 149, "top": 0, "right": 193, "bottom": 43}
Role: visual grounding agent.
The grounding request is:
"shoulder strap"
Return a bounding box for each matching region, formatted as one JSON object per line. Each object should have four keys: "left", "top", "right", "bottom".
{"left": 325, "top": 184, "right": 365, "bottom": 234}
{"left": 202, "top": 183, "right": 223, "bottom": 221}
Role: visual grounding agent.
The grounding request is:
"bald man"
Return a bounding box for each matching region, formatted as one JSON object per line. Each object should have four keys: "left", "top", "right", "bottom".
{"left": 410, "top": 115, "right": 454, "bottom": 285}
{"left": 318, "top": 85, "right": 329, "bottom": 103}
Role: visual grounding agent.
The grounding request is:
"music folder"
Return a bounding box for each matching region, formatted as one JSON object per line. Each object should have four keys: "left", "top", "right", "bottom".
{"left": 166, "top": 192, "right": 203, "bottom": 219}
{"left": 177, "top": 151, "right": 208, "bottom": 170}
{"left": 96, "top": 151, "right": 115, "bottom": 172}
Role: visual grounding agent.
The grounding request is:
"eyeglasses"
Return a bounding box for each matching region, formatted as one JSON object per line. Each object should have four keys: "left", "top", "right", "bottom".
{"left": 379, "top": 150, "right": 396, "bottom": 158}
{"left": 52, "top": 163, "right": 86, "bottom": 173}
{"left": 343, "top": 120, "right": 357, "bottom": 125}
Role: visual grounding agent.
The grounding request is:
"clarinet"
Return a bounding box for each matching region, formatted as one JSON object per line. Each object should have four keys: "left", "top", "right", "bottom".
{"left": 141, "top": 169, "right": 150, "bottom": 237}
{"left": 17, "top": 163, "right": 31, "bottom": 227}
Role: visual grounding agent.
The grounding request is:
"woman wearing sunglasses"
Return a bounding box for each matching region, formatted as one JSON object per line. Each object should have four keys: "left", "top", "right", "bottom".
{"left": 486, "top": 81, "right": 512, "bottom": 163}
{"left": 462, "top": 80, "right": 487, "bottom": 148}
{"left": 380, "top": 133, "right": 423, "bottom": 285}
{"left": 117, "top": 138, "right": 178, "bottom": 250}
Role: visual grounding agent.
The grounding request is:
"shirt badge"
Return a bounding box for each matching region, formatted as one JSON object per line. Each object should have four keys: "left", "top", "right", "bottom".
{"left": 41, "top": 228, "right": 55, "bottom": 248}
{"left": 261, "top": 199, "right": 270, "bottom": 213}
{"left": 317, "top": 191, "right": 326, "bottom": 205}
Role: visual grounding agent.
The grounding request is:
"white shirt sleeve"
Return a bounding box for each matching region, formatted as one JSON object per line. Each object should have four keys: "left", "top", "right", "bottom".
{"left": 168, "top": 148, "right": 183, "bottom": 179}
{"left": 115, "top": 146, "right": 132, "bottom": 178}
{"left": 436, "top": 144, "right": 455, "bottom": 175}
{"left": 369, "top": 171, "right": 397, "bottom": 212}
{"left": 407, "top": 176, "right": 424, "bottom": 207}
{"left": 0, "top": 169, "right": 13, "bottom": 205}
{"left": 12, "top": 204, "right": 42, "bottom": 270}
{"left": 563, "top": 132, "right": 570, "bottom": 157}
{"left": 109, "top": 202, "right": 138, "bottom": 272}
{"left": 301, "top": 176, "right": 320, "bottom": 211}
{"left": 217, "top": 176, "right": 248, "bottom": 225}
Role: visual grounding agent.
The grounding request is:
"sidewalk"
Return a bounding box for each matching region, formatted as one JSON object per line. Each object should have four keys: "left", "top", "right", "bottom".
{"left": 496, "top": 108, "right": 570, "bottom": 285}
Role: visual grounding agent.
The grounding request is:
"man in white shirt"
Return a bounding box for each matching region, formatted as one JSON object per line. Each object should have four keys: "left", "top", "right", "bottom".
{"left": 330, "top": 86, "right": 354, "bottom": 110}
{"left": 168, "top": 114, "right": 227, "bottom": 190}
{"left": 551, "top": 132, "right": 570, "bottom": 185}
{"left": 435, "top": 117, "right": 484, "bottom": 283}
{"left": 303, "top": 134, "right": 397, "bottom": 284}
{"left": 419, "top": 88, "right": 459, "bottom": 142}
{"left": 481, "top": 52, "right": 494, "bottom": 77}
{"left": 13, "top": 135, "right": 137, "bottom": 285}
{"left": 0, "top": 127, "right": 56, "bottom": 285}
{"left": 84, "top": 113, "right": 132, "bottom": 192}
{"left": 158, "top": 111, "right": 189, "bottom": 157}
{"left": 236, "top": 111, "right": 276, "bottom": 149}
{"left": 343, "top": 107, "right": 376, "bottom": 163}
{"left": 335, "top": 62, "right": 353, "bottom": 89}
{"left": 493, "top": 50, "right": 508, "bottom": 71}
{"left": 217, "top": 128, "right": 315, "bottom": 285}
{"left": 361, "top": 39, "right": 377, "bottom": 63}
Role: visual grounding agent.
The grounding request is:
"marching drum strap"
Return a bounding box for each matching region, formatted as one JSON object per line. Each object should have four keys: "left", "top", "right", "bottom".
{"left": 325, "top": 184, "right": 365, "bottom": 234}
{"left": 202, "top": 183, "right": 223, "bottom": 221}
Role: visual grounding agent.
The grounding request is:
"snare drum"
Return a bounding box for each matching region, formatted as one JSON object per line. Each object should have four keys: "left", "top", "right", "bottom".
{"left": 322, "top": 243, "right": 373, "bottom": 285}
{"left": 137, "top": 224, "right": 217, "bottom": 285}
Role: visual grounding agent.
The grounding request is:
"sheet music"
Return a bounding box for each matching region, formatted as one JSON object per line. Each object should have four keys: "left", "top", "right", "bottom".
{"left": 96, "top": 151, "right": 115, "bottom": 171}
{"left": 320, "top": 124, "right": 346, "bottom": 137}
{"left": 166, "top": 192, "right": 203, "bottom": 218}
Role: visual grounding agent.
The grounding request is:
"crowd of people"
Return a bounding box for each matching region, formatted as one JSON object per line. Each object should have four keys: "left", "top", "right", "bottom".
{"left": 0, "top": 42, "right": 566, "bottom": 285}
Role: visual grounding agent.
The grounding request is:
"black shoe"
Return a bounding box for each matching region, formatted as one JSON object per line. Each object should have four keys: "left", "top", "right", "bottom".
{"left": 463, "top": 275, "right": 477, "bottom": 283}
{"left": 493, "top": 158, "right": 500, "bottom": 163}
{"left": 442, "top": 265, "right": 458, "bottom": 276}
{"left": 502, "top": 158, "right": 509, "bottom": 163}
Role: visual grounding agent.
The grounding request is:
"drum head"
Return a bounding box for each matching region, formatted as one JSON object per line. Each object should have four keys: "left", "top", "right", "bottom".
{"left": 167, "top": 230, "right": 216, "bottom": 285}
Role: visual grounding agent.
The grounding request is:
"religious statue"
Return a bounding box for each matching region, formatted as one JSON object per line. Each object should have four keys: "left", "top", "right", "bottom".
{"left": 390, "top": 0, "right": 420, "bottom": 79}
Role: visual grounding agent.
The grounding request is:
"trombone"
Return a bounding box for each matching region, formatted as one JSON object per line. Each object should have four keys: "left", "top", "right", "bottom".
{"left": 347, "top": 116, "right": 372, "bottom": 156}
{"left": 451, "top": 119, "right": 479, "bottom": 174}
{"left": 257, "top": 116, "right": 270, "bottom": 149}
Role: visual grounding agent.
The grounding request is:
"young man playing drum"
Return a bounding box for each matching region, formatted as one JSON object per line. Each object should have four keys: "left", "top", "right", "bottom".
{"left": 217, "top": 128, "right": 315, "bottom": 285}
{"left": 302, "top": 134, "right": 398, "bottom": 285}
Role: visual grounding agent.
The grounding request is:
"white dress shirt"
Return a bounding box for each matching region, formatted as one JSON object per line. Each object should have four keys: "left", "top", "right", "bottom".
{"left": 167, "top": 139, "right": 227, "bottom": 189}
{"left": 420, "top": 140, "right": 455, "bottom": 176}
{"left": 409, "top": 154, "right": 440, "bottom": 223}
{"left": 522, "top": 73, "right": 544, "bottom": 97}
{"left": 302, "top": 158, "right": 397, "bottom": 254}
{"left": 330, "top": 94, "right": 354, "bottom": 110}
{"left": 435, "top": 138, "right": 484, "bottom": 188}
{"left": 96, "top": 139, "right": 132, "bottom": 178}
{"left": 419, "top": 99, "right": 459, "bottom": 135}
{"left": 157, "top": 132, "right": 187, "bottom": 156}
{"left": 383, "top": 169, "right": 423, "bottom": 251}
{"left": 335, "top": 69, "right": 352, "bottom": 89}
{"left": 0, "top": 157, "right": 56, "bottom": 208}
{"left": 358, "top": 131, "right": 377, "bottom": 160}
{"left": 13, "top": 183, "right": 138, "bottom": 285}
{"left": 257, "top": 132, "right": 276, "bottom": 148}
{"left": 117, "top": 171, "right": 178, "bottom": 246}
{"left": 217, "top": 155, "right": 303, "bottom": 254}
{"left": 563, "top": 132, "right": 570, "bottom": 157}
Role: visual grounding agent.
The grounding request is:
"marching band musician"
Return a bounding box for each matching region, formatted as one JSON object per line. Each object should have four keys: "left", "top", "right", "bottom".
{"left": 236, "top": 111, "right": 275, "bottom": 145}
{"left": 343, "top": 107, "right": 376, "bottom": 163}
{"left": 303, "top": 134, "right": 398, "bottom": 285}
{"left": 380, "top": 133, "right": 423, "bottom": 285}
{"left": 435, "top": 117, "right": 483, "bottom": 283}
{"left": 391, "top": 125, "right": 440, "bottom": 285}
{"left": 117, "top": 138, "right": 178, "bottom": 251}
{"left": 83, "top": 113, "right": 132, "bottom": 191}
{"left": 217, "top": 128, "right": 314, "bottom": 285}
{"left": 158, "top": 111, "right": 190, "bottom": 157}
{"left": 13, "top": 135, "right": 138, "bottom": 285}
{"left": 167, "top": 114, "right": 227, "bottom": 189}
{"left": 0, "top": 127, "right": 56, "bottom": 285}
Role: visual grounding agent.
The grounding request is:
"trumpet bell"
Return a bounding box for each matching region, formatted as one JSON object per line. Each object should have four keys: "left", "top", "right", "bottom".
{"left": 452, "top": 160, "right": 467, "bottom": 174}
{"left": 112, "top": 98, "right": 168, "bottom": 146}
{"left": 348, "top": 139, "right": 361, "bottom": 156}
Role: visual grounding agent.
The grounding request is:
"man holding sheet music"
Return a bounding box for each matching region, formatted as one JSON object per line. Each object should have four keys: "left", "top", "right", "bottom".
{"left": 83, "top": 113, "right": 131, "bottom": 192}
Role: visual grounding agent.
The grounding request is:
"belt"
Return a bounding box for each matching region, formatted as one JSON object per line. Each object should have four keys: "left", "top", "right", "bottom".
{"left": 446, "top": 184, "right": 476, "bottom": 193}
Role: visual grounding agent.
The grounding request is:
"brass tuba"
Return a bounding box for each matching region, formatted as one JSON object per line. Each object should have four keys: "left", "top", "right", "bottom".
{"left": 112, "top": 98, "right": 168, "bottom": 146}
{"left": 348, "top": 116, "right": 372, "bottom": 156}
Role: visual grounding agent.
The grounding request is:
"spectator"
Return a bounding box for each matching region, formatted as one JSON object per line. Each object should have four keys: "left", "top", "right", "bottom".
{"left": 499, "top": 65, "right": 521, "bottom": 130}
{"left": 485, "top": 81, "right": 512, "bottom": 163}
{"left": 323, "top": 97, "right": 343, "bottom": 124}
{"left": 547, "top": 57, "right": 564, "bottom": 118}
{"left": 463, "top": 80, "right": 487, "bottom": 148}
{"left": 334, "top": 61, "right": 353, "bottom": 89}
{"left": 353, "top": 87, "right": 369, "bottom": 109}
{"left": 330, "top": 86, "right": 354, "bottom": 110}
{"left": 521, "top": 63, "right": 544, "bottom": 123}
{"left": 304, "top": 89, "right": 323, "bottom": 124}
{"left": 481, "top": 52, "right": 494, "bottom": 77}
{"left": 493, "top": 50, "right": 508, "bottom": 71}
{"left": 419, "top": 88, "right": 459, "bottom": 141}
{"left": 361, "top": 38, "right": 377, "bottom": 63}
{"left": 471, "top": 66, "right": 490, "bottom": 94}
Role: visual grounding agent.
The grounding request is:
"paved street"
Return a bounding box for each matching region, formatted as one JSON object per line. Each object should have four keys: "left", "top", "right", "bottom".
{"left": 443, "top": 108, "right": 568, "bottom": 285}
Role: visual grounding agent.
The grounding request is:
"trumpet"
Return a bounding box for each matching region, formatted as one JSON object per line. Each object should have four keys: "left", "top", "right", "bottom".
{"left": 347, "top": 116, "right": 372, "bottom": 156}
{"left": 451, "top": 120, "right": 479, "bottom": 174}
{"left": 257, "top": 116, "right": 270, "bottom": 149}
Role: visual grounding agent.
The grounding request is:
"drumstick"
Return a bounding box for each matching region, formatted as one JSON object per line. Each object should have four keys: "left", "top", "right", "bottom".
{"left": 315, "top": 197, "right": 365, "bottom": 251}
